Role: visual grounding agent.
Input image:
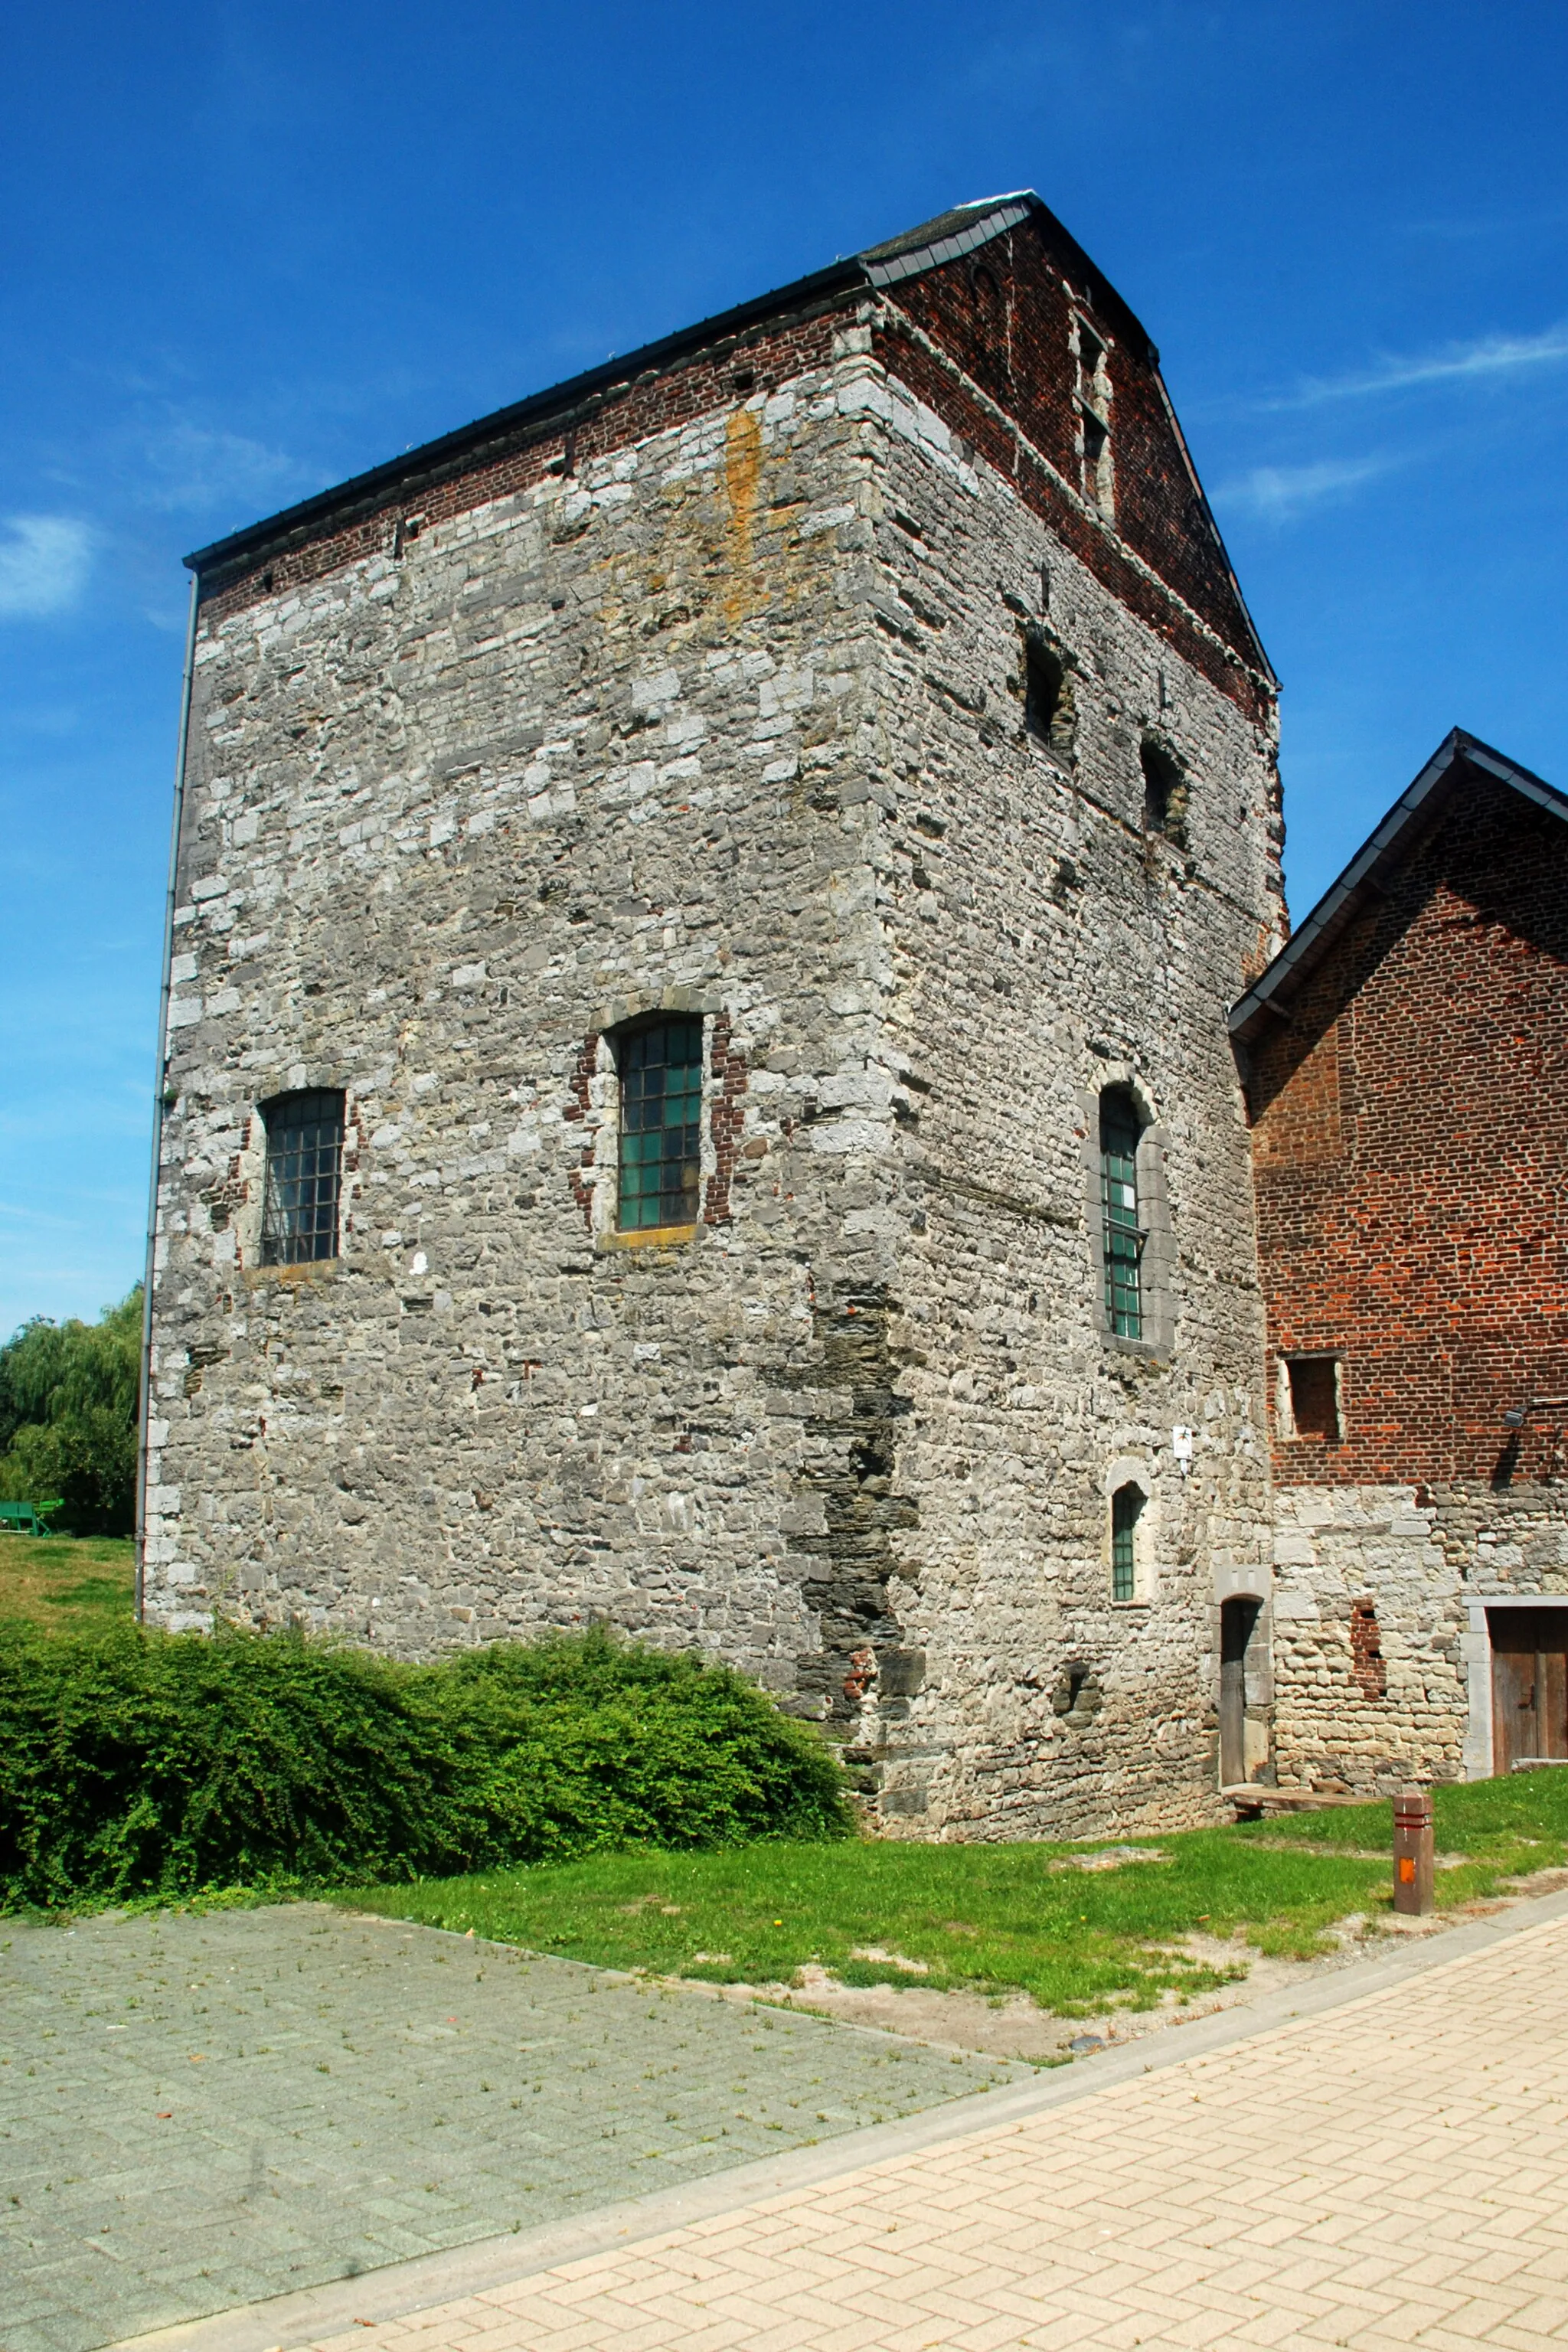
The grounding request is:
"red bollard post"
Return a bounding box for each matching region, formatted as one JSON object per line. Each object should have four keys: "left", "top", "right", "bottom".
{"left": 1393, "top": 1785, "right": 1435, "bottom": 1917}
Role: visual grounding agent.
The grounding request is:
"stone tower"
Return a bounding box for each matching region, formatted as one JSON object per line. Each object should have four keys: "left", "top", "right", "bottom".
{"left": 142, "top": 195, "right": 1284, "bottom": 1835}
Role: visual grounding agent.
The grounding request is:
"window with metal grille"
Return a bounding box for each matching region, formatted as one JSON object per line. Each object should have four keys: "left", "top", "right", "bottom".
{"left": 617, "top": 1018, "right": 704, "bottom": 1232}
{"left": 260, "top": 1089, "right": 344, "bottom": 1265}
{"left": 1112, "top": 1481, "right": 1143, "bottom": 1602}
{"left": 1099, "top": 1088, "right": 1144, "bottom": 1339}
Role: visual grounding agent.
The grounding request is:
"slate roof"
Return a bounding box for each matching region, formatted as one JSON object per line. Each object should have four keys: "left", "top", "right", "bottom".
{"left": 1229, "top": 728, "right": 1568, "bottom": 1044}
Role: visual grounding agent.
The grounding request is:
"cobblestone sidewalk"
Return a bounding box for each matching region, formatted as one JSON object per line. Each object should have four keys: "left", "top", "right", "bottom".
{"left": 297, "top": 1909, "right": 1568, "bottom": 2352}
{"left": 0, "top": 1903, "right": 1021, "bottom": 2352}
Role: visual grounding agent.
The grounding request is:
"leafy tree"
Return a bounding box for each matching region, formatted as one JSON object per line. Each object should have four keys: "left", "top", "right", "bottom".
{"left": 0, "top": 1287, "right": 142, "bottom": 1535}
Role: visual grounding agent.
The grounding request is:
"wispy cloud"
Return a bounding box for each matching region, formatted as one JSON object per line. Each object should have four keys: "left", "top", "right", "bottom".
{"left": 0, "top": 515, "right": 93, "bottom": 618}
{"left": 1213, "top": 456, "right": 1393, "bottom": 522}
{"left": 0, "top": 1199, "right": 81, "bottom": 1230}
{"left": 1273, "top": 324, "right": 1568, "bottom": 410}
{"left": 137, "top": 422, "right": 312, "bottom": 516}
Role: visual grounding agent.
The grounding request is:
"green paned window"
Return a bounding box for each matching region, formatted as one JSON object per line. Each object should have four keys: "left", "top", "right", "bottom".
{"left": 1099, "top": 1089, "right": 1144, "bottom": 1339}
{"left": 1111, "top": 1481, "right": 1143, "bottom": 1602}
{"left": 617, "top": 1019, "right": 704, "bottom": 1231}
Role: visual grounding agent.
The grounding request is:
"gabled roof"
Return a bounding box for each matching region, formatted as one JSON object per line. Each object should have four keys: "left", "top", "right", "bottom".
{"left": 1230, "top": 728, "right": 1568, "bottom": 1044}
{"left": 183, "top": 192, "right": 1161, "bottom": 579}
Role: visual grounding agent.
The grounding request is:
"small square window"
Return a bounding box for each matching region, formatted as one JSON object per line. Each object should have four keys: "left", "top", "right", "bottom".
{"left": 617, "top": 1018, "right": 703, "bottom": 1232}
{"left": 1285, "top": 1356, "right": 1342, "bottom": 1443}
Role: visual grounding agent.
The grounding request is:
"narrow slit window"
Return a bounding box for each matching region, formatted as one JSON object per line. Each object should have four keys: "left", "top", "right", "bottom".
{"left": 260, "top": 1089, "right": 345, "bottom": 1265}
{"left": 1025, "top": 639, "right": 1063, "bottom": 740}
{"left": 1076, "top": 318, "right": 1112, "bottom": 513}
{"left": 1023, "top": 633, "right": 1075, "bottom": 758}
{"left": 618, "top": 1018, "right": 704, "bottom": 1231}
{"left": 1286, "top": 1356, "right": 1342, "bottom": 1442}
{"left": 1141, "top": 739, "right": 1189, "bottom": 845}
{"left": 1350, "top": 1599, "right": 1386, "bottom": 1699}
{"left": 1100, "top": 1087, "right": 1144, "bottom": 1339}
{"left": 1112, "top": 1482, "right": 1144, "bottom": 1602}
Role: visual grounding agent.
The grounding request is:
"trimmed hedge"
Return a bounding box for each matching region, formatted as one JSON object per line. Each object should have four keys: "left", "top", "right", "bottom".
{"left": 0, "top": 1622, "right": 851, "bottom": 1909}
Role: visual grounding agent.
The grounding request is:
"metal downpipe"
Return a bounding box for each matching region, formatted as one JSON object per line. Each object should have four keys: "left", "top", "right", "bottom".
{"left": 135, "top": 573, "right": 199, "bottom": 1622}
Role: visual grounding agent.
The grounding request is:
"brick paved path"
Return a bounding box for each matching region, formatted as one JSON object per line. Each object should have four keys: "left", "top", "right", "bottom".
{"left": 299, "top": 1912, "right": 1568, "bottom": 2352}
{"left": 0, "top": 1904, "right": 1018, "bottom": 2352}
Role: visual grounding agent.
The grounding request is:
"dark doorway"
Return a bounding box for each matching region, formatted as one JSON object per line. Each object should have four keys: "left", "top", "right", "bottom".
{"left": 1220, "top": 1597, "right": 1263, "bottom": 1787}
{"left": 1489, "top": 1609, "right": 1568, "bottom": 1773}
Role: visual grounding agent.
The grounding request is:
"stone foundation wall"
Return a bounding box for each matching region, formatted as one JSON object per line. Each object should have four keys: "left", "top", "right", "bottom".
{"left": 1271, "top": 1479, "right": 1568, "bottom": 1789}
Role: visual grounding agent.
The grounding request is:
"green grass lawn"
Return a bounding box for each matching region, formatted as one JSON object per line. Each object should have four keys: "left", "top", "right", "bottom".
{"left": 343, "top": 1769, "right": 1568, "bottom": 2019}
{"left": 0, "top": 1534, "right": 136, "bottom": 1629}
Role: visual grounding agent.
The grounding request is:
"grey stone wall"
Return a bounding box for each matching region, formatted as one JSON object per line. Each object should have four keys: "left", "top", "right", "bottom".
{"left": 145, "top": 319, "right": 1282, "bottom": 1834}
{"left": 147, "top": 334, "right": 888, "bottom": 1705}
{"left": 1270, "top": 1478, "right": 1568, "bottom": 1788}
{"left": 828, "top": 365, "right": 1282, "bottom": 1834}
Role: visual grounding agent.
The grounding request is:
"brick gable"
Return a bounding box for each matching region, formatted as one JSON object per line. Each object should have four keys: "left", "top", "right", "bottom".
{"left": 1248, "top": 773, "right": 1568, "bottom": 1486}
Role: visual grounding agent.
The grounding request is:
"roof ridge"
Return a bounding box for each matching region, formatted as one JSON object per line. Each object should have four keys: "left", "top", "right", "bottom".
{"left": 1230, "top": 730, "right": 1567, "bottom": 1040}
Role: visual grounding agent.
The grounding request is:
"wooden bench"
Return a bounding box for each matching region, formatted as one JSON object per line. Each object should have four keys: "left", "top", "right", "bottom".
{"left": 1222, "top": 1783, "right": 1374, "bottom": 1820}
{"left": 0, "top": 1500, "right": 64, "bottom": 1537}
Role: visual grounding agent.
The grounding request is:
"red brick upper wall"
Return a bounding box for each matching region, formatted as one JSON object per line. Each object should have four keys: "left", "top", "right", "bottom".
{"left": 194, "top": 207, "right": 1272, "bottom": 727}
{"left": 877, "top": 215, "right": 1268, "bottom": 714}
{"left": 1247, "top": 775, "right": 1568, "bottom": 1486}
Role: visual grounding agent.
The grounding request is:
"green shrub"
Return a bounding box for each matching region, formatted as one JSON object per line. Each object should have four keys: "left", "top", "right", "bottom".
{"left": 0, "top": 1622, "right": 851, "bottom": 1909}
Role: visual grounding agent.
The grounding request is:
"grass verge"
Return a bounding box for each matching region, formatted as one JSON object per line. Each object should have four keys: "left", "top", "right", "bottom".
{"left": 0, "top": 1535, "right": 136, "bottom": 1630}
{"left": 343, "top": 1769, "right": 1568, "bottom": 2018}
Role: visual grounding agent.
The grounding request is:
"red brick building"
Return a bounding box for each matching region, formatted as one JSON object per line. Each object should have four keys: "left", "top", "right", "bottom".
{"left": 1233, "top": 730, "right": 1568, "bottom": 1788}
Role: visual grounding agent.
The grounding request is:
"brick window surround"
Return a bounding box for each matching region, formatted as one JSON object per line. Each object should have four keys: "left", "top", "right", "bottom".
{"left": 616, "top": 1018, "right": 704, "bottom": 1232}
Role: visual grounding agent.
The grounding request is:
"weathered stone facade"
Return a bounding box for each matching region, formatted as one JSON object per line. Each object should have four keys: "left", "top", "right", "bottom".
{"left": 142, "top": 196, "right": 1284, "bottom": 1836}
{"left": 1269, "top": 1481, "right": 1568, "bottom": 1792}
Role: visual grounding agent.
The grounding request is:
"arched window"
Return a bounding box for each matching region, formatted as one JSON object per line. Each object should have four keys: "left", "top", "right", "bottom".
{"left": 1099, "top": 1087, "right": 1144, "bottom": 1339}
{"left": 1111, "top": 1481, "right": 1144, "bottom": 1602}
{"left": 617, "top": 1018, "right": 703, "bottom": 1231}
{"left": 260, "top": 1089, "right": 344, "bottom": 1264}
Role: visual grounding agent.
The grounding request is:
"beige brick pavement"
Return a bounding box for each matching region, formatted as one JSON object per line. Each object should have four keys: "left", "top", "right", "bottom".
{"left": 302, "top": 1913, "right": 1568, "bottom": 2352}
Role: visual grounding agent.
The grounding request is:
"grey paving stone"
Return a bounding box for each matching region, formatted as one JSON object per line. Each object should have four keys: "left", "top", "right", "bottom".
{"left": 0, "top": 1900, "right": 1023, "bottom": 2351}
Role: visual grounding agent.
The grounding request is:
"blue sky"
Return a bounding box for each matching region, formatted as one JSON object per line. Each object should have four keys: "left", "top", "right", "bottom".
{"left": 2, "top": 1, "right": 1565, "bottom": 1338}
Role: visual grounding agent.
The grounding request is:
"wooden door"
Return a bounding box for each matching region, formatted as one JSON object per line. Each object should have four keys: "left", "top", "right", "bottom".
{"left": 1220, "top": 1598, "right": 1261, "bottom": 1786}
{"left": 1490, "top": 1609, "right": 1568, "bottom": 1772}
